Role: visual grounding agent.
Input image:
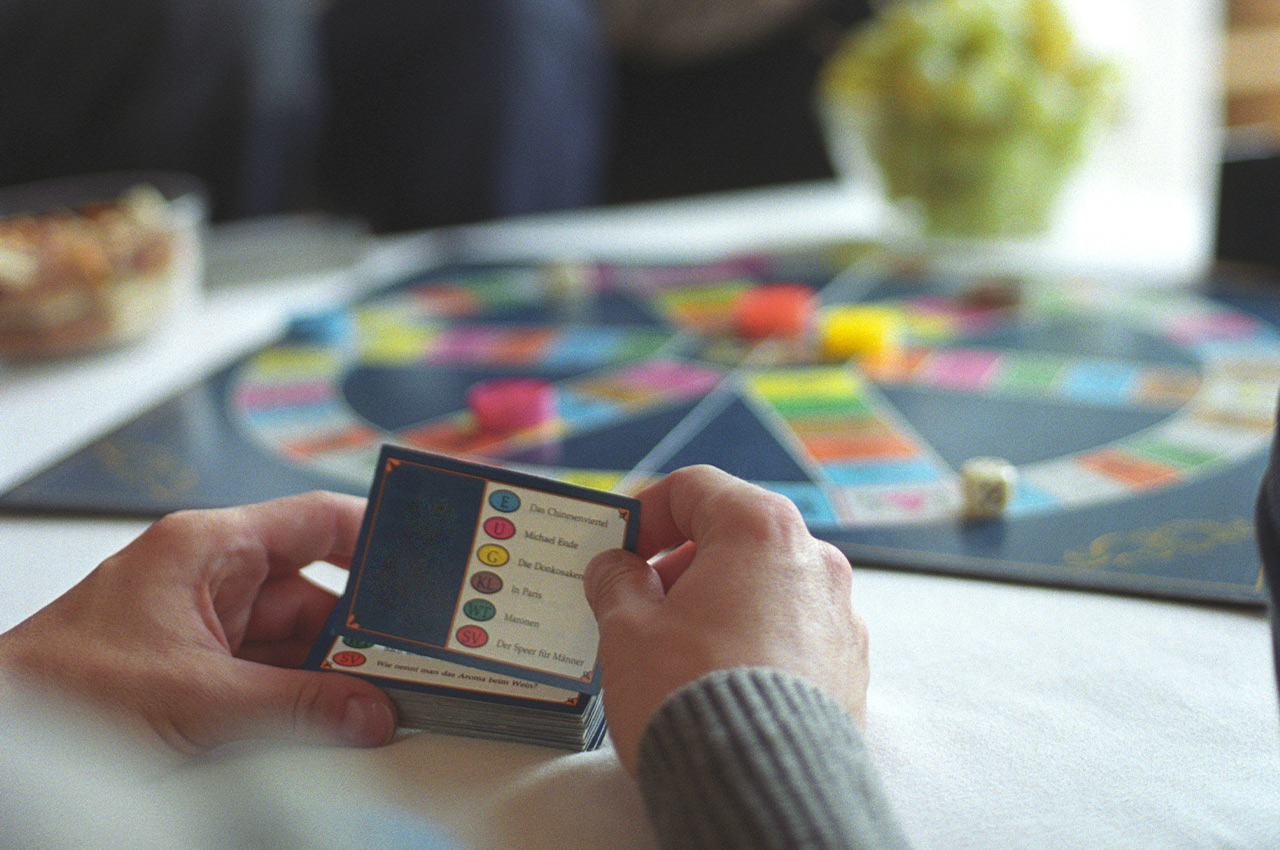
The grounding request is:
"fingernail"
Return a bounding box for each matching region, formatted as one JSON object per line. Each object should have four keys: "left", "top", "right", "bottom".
{"left": 341, "top": 695, "right": 394, "bottom": 746}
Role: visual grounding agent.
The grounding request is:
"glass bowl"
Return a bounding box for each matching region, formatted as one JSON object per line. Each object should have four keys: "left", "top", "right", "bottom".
{"left": 0, "top": 171, "right": 207, "bottom": 358}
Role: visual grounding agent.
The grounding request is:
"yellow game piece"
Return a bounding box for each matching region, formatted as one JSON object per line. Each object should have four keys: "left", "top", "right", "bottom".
{"left": 819, "top": 305, "right": 904, "bottom": 361}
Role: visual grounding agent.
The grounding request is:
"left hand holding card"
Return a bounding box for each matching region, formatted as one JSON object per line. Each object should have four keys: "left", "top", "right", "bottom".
{"left": 0, "top": 491, "right": 397, "bottom": 752}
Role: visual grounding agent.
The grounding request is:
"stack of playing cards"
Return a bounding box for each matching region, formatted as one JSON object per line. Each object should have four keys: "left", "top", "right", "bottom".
{"left": 306, "top": 445, "right": 639, "bottom": 751}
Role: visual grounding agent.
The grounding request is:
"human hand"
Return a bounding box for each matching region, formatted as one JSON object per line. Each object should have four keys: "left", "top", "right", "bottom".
{"left": 583, "top": 465, "right": 869, "bottom": 774}
{"left": 0, "top": 491, "right": 396, "bottom": 753}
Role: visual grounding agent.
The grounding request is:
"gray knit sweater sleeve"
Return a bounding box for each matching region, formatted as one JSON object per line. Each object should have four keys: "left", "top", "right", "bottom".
{"left": 635, "top": 668, "right": 913, "bottom": 850}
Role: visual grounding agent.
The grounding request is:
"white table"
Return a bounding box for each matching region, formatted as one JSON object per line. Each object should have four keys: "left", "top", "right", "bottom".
{"left": 1, "top": 181, "right": 1277, "bottom": 850}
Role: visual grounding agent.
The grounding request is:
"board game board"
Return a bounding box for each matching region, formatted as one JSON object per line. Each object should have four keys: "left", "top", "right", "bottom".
{"left": 4, "top": 244, "right": 1276, "bottom": 605}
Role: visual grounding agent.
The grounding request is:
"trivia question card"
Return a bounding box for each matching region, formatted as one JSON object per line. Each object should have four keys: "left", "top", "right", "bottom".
{"left": 331, "top": 445, "right": 639, "bottom": 692}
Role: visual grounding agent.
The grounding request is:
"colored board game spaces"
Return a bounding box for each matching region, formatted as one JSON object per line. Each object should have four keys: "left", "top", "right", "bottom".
{"left": 862, "top": 345, "right": 1204, "bottom": 412}
{"left": 392, "top": 359, "right": 725, "bottom": 478}
{"left": 6, "top": 248, "right": 1279, "bottom": 606}
{"left": 745, "top": 365, "right": 953, "bottom": 524}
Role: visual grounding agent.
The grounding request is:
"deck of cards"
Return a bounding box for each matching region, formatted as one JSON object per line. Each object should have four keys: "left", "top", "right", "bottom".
{"left": 305, "top": 445, "right": 640, "bottom": 751}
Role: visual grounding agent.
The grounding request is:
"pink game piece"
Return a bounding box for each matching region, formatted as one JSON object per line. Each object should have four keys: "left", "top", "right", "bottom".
{"left": 466, "top": 377, "right": 557, "bottom": 433}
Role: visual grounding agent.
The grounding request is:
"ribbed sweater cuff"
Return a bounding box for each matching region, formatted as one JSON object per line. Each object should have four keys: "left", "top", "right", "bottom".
{"left": 635, "top": 668, "right": 911, "bottom": 850}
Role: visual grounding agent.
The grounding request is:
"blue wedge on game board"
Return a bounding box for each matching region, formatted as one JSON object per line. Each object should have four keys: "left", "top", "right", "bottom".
{"left": 305, "top": 444, "right": 639, "bottom": 749}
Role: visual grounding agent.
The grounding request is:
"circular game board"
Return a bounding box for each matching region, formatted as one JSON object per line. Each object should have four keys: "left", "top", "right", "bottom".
{"left": 8, "top": 245, "right": 1272, "bottom": 602}
{"left": 230, "top": 253, "right": 1280, "bottom": 535}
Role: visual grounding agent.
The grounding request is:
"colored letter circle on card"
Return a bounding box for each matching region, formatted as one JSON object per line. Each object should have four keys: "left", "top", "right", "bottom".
{"left": 476, "top": 543, "right": 510, "bottom": 566}
{"left": 463, "top": 598, "right": 497, "bottom": 621}
{"left": 483, "top": 516, "right": 516, "bottom": 539}
{"left": 332, "top": 651, "right": 367, "bottom": 668}
{"left": 470, "top": 571, "right": 504, "bottom": 594}
{"left": 489, "top": 490, "right": 521, "bottom": 512}
{"left": 456, "top": 625, "right": 489, "bottom": 648}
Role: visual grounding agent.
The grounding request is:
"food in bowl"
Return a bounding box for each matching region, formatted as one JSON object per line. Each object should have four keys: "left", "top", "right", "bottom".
{"left": 819, "top": 0, "right": 1120, "bottom": 237}
{"left": 0, "top": 182, "right": 191, "bottom": 357}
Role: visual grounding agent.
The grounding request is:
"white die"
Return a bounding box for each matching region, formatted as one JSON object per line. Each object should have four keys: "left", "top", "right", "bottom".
{"left": 960, "top": 457, "right": 1017, "bottom": 520}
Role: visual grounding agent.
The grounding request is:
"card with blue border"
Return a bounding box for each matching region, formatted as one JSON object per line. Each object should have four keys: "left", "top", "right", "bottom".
{"left": 327, "top": 444, "right": 639, "bottom": 694}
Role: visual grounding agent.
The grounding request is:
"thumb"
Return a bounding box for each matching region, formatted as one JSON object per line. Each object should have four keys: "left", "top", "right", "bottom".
{"left": 195, "top": 663, "right": 398, "bottom": 749}
{"left": 583, "top": 548, "right": 664, "bottom": 624}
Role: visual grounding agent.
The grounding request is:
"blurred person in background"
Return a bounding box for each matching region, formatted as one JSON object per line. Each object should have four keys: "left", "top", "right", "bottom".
{"left": 0, "top": 0, "right": 867, "bottom": 231}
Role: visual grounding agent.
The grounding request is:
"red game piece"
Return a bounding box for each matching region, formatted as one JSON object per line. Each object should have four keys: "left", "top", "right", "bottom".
{"left": 466, "top": 377, "right": 557, "bottom": 433}
{"left": 732, "top": 283, "right": 816, "bottom": 340}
